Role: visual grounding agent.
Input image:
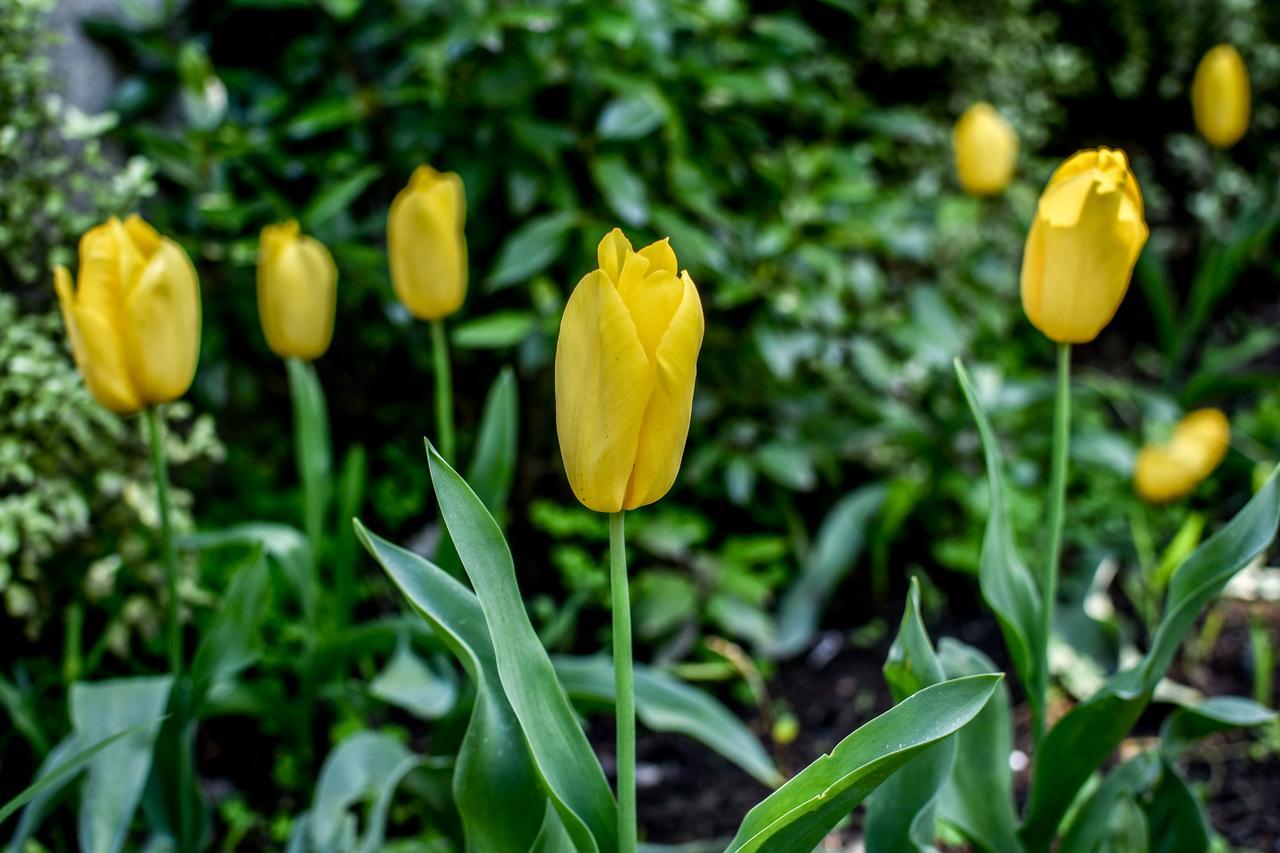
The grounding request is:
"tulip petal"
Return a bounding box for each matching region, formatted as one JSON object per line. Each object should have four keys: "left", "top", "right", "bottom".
{"left": 124, "top": 239, "right": 202, "bottom": 404}
{"left": 259, "top": 223, "right": 337, "bottom": 361}
{"left": 388, "top": 171, "right": 468, "bottom": 320}
{"left": 623, "top": 271, "right": 704, "bottom": 510}
{"left": 55, "top": 266, "right": 143, "bottom": 414}
{"left": 556, "top": 271, "right": 654, "bottom": 513}
{"left": 638, "top": 238, "right": 678, "bottom": 276}
{"left": 597, "top": 228, "right": 633, "bottom": 285}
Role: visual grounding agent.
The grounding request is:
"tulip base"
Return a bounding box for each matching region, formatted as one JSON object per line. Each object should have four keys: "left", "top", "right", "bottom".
{"left": 610, "top": 510, "right": 637, "bottom": 853}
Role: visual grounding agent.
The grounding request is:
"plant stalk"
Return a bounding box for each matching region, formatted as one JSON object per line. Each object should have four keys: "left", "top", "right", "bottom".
{"left": 430, "top": 318, "right": 456, "bottom": 464}
{"left": 146, "top": 406, "right": 182, "bottom": 675}
{"left": 609, "top": 510, "right": 637, "bottom": 853}
{"left": 1037, "top": 342, "right": 1071, "bottom": 744}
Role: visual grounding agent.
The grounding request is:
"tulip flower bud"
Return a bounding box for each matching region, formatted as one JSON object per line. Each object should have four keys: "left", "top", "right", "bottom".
{"left": 387, "top": 164, "right": 467, "bottom": 320}
{"left": 257, "top": 220, "right": 338, "bottom": 361}
{"left": 1134, "top": 408, "right": 1230, "bottom": 504}
{"left": 1020, "top": 148, "right": 1148, "bottom": 343}
{"left": 953, "top": 102, "right": 1019, "bottom": 196}
{"left": 54, "top": 215, "right": 201, "bottom": 414}
{"left": 1192, "top": 44, "right": 1250, "bottom": 149}
{"left": 556, "top": 229, "right": 705, "bottom": 513}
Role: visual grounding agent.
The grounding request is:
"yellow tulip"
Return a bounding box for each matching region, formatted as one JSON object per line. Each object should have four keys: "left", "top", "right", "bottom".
{"left": 257, "top": 220, "right": 338, "bottom": 361}
{"left": 1192, "top": 44, "right": 1250, "bottom": 149}
{"left": 556, "top": 229, "right": 705, "bottom": 513}
{"left": 387, "top": 164, "right": 467, "bottom": 320}
{"left": 953, "top": 102, "right": 1019, "bottom": 196}
{"left": 1020, "top": 148, "right": 1149, "bottom": 344}
{"left": 1134, "top": 408, "right": 1231, "bottom": 504}
{"left": 54, "top": 215, "right": 201, "bottom": 414}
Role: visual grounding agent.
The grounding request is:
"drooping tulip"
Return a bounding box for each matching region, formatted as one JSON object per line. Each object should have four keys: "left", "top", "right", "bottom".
{"left": 1020, "top": 148, "right": 1149, "bottom": 343}
{"left": 953, "top": 102, "right": 1019, "bottom": 196}
{"left": 387, "top": 165, "right": 467, "bottom": 320}
{"left": 1192, "top": 44, "right": 1250, "bottom": 149}
{"left": 54, "top": 215, "right": 201, "bottom": 414}
{"left": 1134, "top": 408, "right": 1231, "bottom": 503}
{"left": 257, "top": 220, "right": 338, "bottom": 361}
{"left": 556, "top": 229, "right": 704, "bottom": 513}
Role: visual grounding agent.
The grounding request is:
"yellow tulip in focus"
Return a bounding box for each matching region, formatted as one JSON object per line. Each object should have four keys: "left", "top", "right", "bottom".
{"left": 387, "top": 164, "right": 467, "bottom": 320}
{"left": 257, "top": 220, "right": 338, "bottom": 361}
{"left": 1192, "top": 44, "right": 1250, "bottom": 149}
{"left": 1134, "top": 408, "right": 1231, "bottom": 503}
{"left": 54, "top": 215, "right": 201, "bottom": 414}
{"left": 556, "top": 229, "right": 705, "bottom": 513}
{"left": 1020, "top": 148, "right": 1149, "bottom": 344}
{"left": 953, "top": 102, "right": 1019, "bottom": 196}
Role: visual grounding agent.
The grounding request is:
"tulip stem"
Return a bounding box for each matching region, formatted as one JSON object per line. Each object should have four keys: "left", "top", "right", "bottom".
{"left": 1037, "top": 342, "right": 1071, "bottom": 745}
{"left": 609, "top": 510, "right": 637, "bottom": 853}
{"left": 145, "top": 406, "right": 182, "bottom": 676}
{"left": 430, "top": 319, "right": 456, "bottom": 464}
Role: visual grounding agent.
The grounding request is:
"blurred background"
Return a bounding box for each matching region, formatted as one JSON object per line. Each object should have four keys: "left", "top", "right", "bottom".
{"left": 3, "top": 0, "right": 1279, "bottom": 847}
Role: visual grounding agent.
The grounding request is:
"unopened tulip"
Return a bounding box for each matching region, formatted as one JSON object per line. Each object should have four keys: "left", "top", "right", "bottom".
{"left": 1134, "top": 408, "right": 1230, "bottom": 503}
{"left": 1192, "top": 44, "right": 1250, "bottom": 149}
{"left": 953, "top": 103, "right": 1019, "bottom": 196}
{"left": 1021, "top": 148, "right": 1148, "bottom": 343}
{"left": 257, "top": 220, "right": 338, "bottom": 361}
{"left": 54, "top": 215, "right": 201, "bottom": 414}
{"left": 387, "top": 165, "right": 467, "bottom": 320}
{"left": 556, "top": 229, "right": 704, "bottom": 513}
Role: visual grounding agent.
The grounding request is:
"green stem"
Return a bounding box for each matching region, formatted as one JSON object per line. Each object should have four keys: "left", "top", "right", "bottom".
{"left": 609, "top": 511, "right": 637, "bottom": 853}
{"left": 146, "top": 406, "right": 182, "bottom": 675}
{"left": 430, "top": 319, "right": 456, "bottom": 464}
{"left": 1037, "top": 342, "right": 1071, "bottom": 744}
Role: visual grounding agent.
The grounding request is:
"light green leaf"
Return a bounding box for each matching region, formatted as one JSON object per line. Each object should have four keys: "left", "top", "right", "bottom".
{"left": 1160, "top": 695, "right": 1276, "bottom": 757}
{"left": 591, "top": 155, "right": 649, "bottom": 226}
{"left": 301, "top": 165, "right": 380, "bottom": 227}
{"left": 725, "top": 674, "right": 1002, "bottom": 852}
{"left": 189, "top": 551, "right": 271, "bottom": 710}
{"left": 466, "top": 367, "right": 519, "bottom": 517}
{"left": 452, "top": 312, "right": 537, "bottom": 350}
{"left": 596, "top": 94, "right": 664, "bottom": 140}
{"left": 487, "top": 211, "right": 577, "bottom": 291}
{"left": 426, "top": 442, "right": 616, "bottom": 852}
{"left": 552, "top": 656, "right": 782, "bottom": 788}
{"left": 369, "top": 642, "right": 458, "bottom": 721}
{"left": 355, "top": 523, "right": 548, "bottom": 852}
{"left": 771, "top": 484, "right": 885, "bottom": 658}
{"left": 309, "top": 731, "right": 412, "bottom": 851}
{"left": 1059, "top": 753, "right": 1159, "bottom": 853}
{"left": 186, "top": 523, "right": 315, "bottom": 623}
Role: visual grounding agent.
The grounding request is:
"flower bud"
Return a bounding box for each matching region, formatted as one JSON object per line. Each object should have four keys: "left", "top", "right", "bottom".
{"left": 387, "top": 165, "right": 467, "bottom": 320}
{"left": 556, "top": 229, "right": 704, "bottom": 513}
{"left": 953, "top": 103, "right": 1018, "bottom": 196}
{"left": 1020, "top": 148, "right": 1148, "bottom": 343}
{"left": 1192, "top": 44, "right": 1250, "bottom": 149}
{"left": 257, "top": 220, "right": 338, "bottom": 361}
{"left": 54, "top": 215, "right": 201, "bottom": 413}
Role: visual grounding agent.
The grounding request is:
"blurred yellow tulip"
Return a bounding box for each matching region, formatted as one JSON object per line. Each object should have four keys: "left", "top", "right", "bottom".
{"left": 387, "top": 164, "right": 467, "bottom": 320}
{"left": 54, "top": 215, "right": 201, "bottom": 414}
{"left": 1192, "top": 44, "right": 1250, "bottom": 149}
{"left": 1134, "top": 408, "right": 1231, "bottom": 504}
{"left": 1020, "top": 148, "right": 1148, "bottom": 344}
{"left": 953, "top": 102, "right": 1018, "bottom": 196}
{"left": 556, "top": 229, "right": 704, "bottom": 513}
{"left": 257, "top": 220, "right": 338, "bottom": 361}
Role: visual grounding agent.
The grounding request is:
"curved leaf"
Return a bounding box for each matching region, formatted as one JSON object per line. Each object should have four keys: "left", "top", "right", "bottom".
{"left": 426, "top": 442, "right": 616, "bottom": 852}
{"left": 725, "top": 674, "right": 1002, "bottom": 853}
{"left": 355, "top": 523, "right": 546, "bottom": 852}
{"left": 1160, "top": 695, "right": 1276, "bottom": 757}
{"left": 552, "top": 656, "right": 782, "bottom": 788}
{"left": 465, "top": 366, "right": 519, "bottom": 518}
{"left": 309, "top": 731, "right": 411, "bottom": 851}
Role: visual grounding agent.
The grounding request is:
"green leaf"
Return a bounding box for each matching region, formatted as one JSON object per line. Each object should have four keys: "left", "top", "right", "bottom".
{"left": 369, "top": 642, "right": 459, "bottom": 721}
{"left": 954, "top": 359, "right": 1044, "bottom": 728}
{"left": 465, "top": 367, "right": 519, "bottom": 517}
{"left": 935, "top": 640, "right": 1019, "bottom": 853}
{"left": 452, "top": 311, "right": 537, "bottom": 349}
{"left": 355, "top": 523, "right": 548, "bottom": 852}
{"left": 552, "top": 656, "right": 782, "bottom": 788}
{"left": 189, "top": 551, "right": 271, "bottom": 710}
{"left": 1134, "top": 248, "right": 1177, "bottom": 358}
{"left": 356, "top": 754, "right": 427, "bottom": 853}
{"left": 1145, "top": 757, "right": 1209, "bottom": 853}
{"left": 771, "top": 483, "right": 884, "bottom": 658}
{"left": 724, "top": 674, "right": 1002, "bottom": 852}
{"left": 72, "top": 677, "right": 173, "bottom": 853}
{"left": 425, "top": 442, "right": 617, "bottom": 851}
{"left": 308, "top": 731, "right": 412, "bottom": 850}
{"left": 301, "top": 165, "right": 381, "bottom": 228}
{"left": 1160, "top": 695, "right": 1276, "bottom": 757}
{"left": 185, "top": 523, "right": 315, "bottom": 623}
{"left": 596, "top": 94, "right": 664, "bottom": 140}
{"left": 487, "top": 211, "right": 577, "bottom": 291}
{"left": 1059, "top": 753, "right": 1159, "bottom": 853}
{"left": 864, "top": 578, "right": 955, "bottom": 853}
{"left": 1020, "top": 466, "right": 1280, "bottom": 850}
{"left": 591, "top": 155, "right": 649, "bottom": 226}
